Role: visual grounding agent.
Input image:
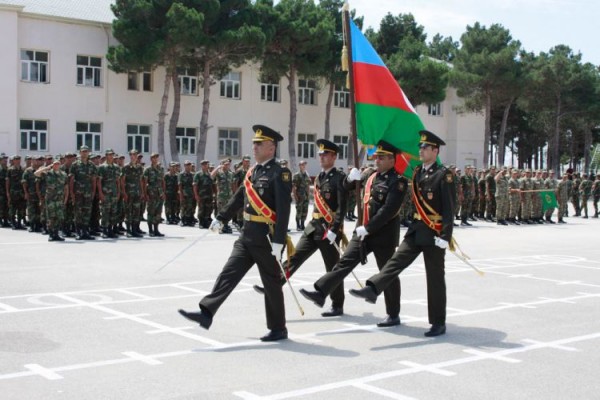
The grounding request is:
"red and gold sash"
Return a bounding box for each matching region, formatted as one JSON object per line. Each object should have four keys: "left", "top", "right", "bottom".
{"left": 362, "top": 173, "right": 377, "bottom": 225}
{"left": 313, "top": 177, "right": 334, "bottom": 224}
{"left": 411, "top": 168, "right": 442, "bottom": 233}
{"left": 243, "top": 167, "right": 276, "bottom": 223}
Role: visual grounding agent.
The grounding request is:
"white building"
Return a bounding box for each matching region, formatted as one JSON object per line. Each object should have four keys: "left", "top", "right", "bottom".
{"left": 0, "top": 0, "right": 485, "bottom": 175}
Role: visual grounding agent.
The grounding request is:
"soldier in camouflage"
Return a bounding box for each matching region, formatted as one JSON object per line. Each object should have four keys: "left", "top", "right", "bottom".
{"left": 121, "top": 149, "right": 145, "bottom": 237}
{"left": 22, "top": 156, "right": 43, "bottom": 232}
{"left": 178, "top": 160, "right": 195, "bottom": 227}
{"left": 531, "top": 170, "right": 544, "bottom": 223}
{"left": 232, "top": 155, "right": 251, "bottom": 229}
{"left": 0, "top": 153, "right": 9, "bottom": 227}
{"left": 519, "top": 169, "right": 533, "bottom": 224}
{"left": 142, "top": 153, "right": 165, "bottom": 237}
{"left": 477, "top": 170, "right": 486, "bottom": 218}
{"left": 193, "top": 160, "right": 214, "bottom": 229}
{"left": 459, "top": 166, "right": 474, "bottom": 226}
{"left": 494, "top": 167, "right": 509, "bottom": 225}
{"left": 211, "top": 159, "right": 234, "bottom": 234}
{"left": 164, "top": 162, "right": 179, "bottom": 224}
{"left": 507, "top": 169, "right": 521, "bottom": 224}
{"left": 579, "top": 173, "right": 592, "bottom": 218}
{"left": 69, "top": 146, "right": 98, "bottom": 240}
{"left": 556, "top": 174, "right": 569, "bottom": 223}
{"left": 592, "top": 174, "right": 600, "bottom": 218}
{"left": 89, "top": 153, "right": 102, "bottom": 236}
{"left": 97, "top": 149, "right": 121, "bottom": 238}
{"left": 485, "top": 166, "right": 497, "bottom": 221}
{"left": 35, "top": 158, "right": 68, "bottom": 241}
{"left": 571, "top": 173, "right": 581, "bottom": 216}
{"left": 36, "top": 155, "right": 54, "bottom": 234}
{"left": 292, "top": 160, "right": 311, "bottom": 231}
{"left": 544, "top": 170, "right": 558, "bottom": 223}
{"left": 61, "top": 153, "right": 77, "bottom": 236}
{"left": 6, "top": 155, "right": 26, "bottom": 229}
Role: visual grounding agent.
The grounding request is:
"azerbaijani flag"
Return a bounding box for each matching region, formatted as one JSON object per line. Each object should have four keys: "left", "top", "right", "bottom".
{"left": 350, "top": 19, "right": 424, "bottom": 178}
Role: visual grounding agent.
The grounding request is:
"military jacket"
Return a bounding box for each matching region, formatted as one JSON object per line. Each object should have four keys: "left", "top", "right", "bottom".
{"left": 292, "top": 171, "right": 311, "bottom": 201}
{"left": 508, "top": 178, "right": 520, "bottom": 198}
{"left": 579, "top": 179, "right": 592, "bottom": 196}
{"left": 70, "top": 160, "right": 97, "bottom": 193}
{"left": 557, "top": 180, "right": 569, "bottom": 200}
{"left": 544, "top": 177, "right": 557, "bottom": 190}
{"left": 218, "top": 158, "right": 292, "bottom": 244}
{"left": 0, "top": 165, "right": 7, "bottom": 197}
{"left": 7, "top": 166, "right": 24, "bottom": 194}
{"left": 121, "top": 163, "right": 143, "bottom": 195}
{"left": 178, "top": 172, "right": 194, "bottom": 196}
{"left": 45, "top": 170, "right": 68, "bottom": 202}
{"left": 305, "top": 168, "right": 347, "bottom": 237}
{"left": 143, "top": 165, "right": 164, "bottom": 195}
{"left": 215, "top": 170, "right": 234, "bottom": 199}
{"left": 485, "top": 173, "right": 496, "bottom": 195}
{"left": 459, "top": 174, "right": 474, "bottom": 197}
{"left": 193, "top": 171, "right": 213, "bottom": 198}
{"left": 407, "top": 163, "right": 454, "bottom": 245}
{"left": 592, "top": 179, "right": 600, "bottom": 196}
{"left": 21, "top": 167, "right": 38, "bottom": 197}
{"left": 164, "top": 173, "right": 179, "bottom": 195}
{"left": 495, "top": 175, "right": 509, "bottom": 196}
{"left": 98, "top": 162, "right": 121, "bottom": 195}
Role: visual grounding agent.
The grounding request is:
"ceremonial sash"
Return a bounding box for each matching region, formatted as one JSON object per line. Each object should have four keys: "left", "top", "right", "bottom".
{"left": 362, "top": 173, "right": 377, "bottom": 225}
{"left": 313, "top": 176, "right": 335, "bottom": 224}
{"left": 243, "top": 167, "right": 276, "bottom": 223}
{"left": 411, "top": 168, "right": 443, "bottom": 233}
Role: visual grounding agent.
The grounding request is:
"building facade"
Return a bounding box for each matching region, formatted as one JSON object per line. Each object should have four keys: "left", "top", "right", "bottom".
{"left": 0, "top": 0, "right": 484, "bottom": 175}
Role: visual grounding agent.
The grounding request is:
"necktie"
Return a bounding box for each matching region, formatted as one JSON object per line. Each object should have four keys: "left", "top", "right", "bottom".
{"left": 253, "top": 164, "right": 262, "bottom": 180}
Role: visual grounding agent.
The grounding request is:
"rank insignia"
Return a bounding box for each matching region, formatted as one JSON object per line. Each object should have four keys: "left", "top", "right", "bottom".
{"left": 427, "top": 192, "right": 434, "bottom": 200}
{"left": 282, "top": 172, "right": 291, "bottom": 182}
{"left": 398, "top": 182, "right": 405, "bottom": 191}
{"left": 446, "top": 173, "right": 453, "bottom": 183}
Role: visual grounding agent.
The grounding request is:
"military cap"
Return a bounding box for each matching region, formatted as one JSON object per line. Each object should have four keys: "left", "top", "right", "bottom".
{"left": 11, "top": 155, "right": 21, "bottom": 160}
{"left": 242, "top": 154, "right": 251, "bottom": 161}
{"left": 105, "top": 148, "right": 114, "bottom": 155}
{"left": 489, "top": 165, "right": 497, "bottom": 169}
{"left": 169, "top": 161, "right": 178, "bottom": 167}
{"left": 316, "top": 139, "right": 339, "bottom": 154}
{"left": 184, "top": 160, "right": 192, "bottom": 165}
{"left": 25, "top": 155, "right": 32, "bottom": 160}
{"left": 279, "top": 159, "right": 288, "bottom": 166}
{"left": 251, "top": 124, "right": 284, "bottom": 142}
{"left": 128, "top": 149, "right": 138, "bottom": 155}
{"left": 373, "top": 139, "right": 400, "bottom": 156}
{"left": 36, "top": 155, "right": 44, "bottom": 160}
{"left": 0, "top": 153, "right": 7, "bottom": 159}
{"left": 200, "top": 160, "right": 209, "bottom": 165}
{"left": 524, "top": 168, "right": 531, "bottom": 173}
{"left": 299, "top": 160, "right": 307, "bottom": 165}
{"left": 91, "top": 153, "right": 101, "bottom": 159}
{"left": 548, "top": 169, "right": 554, "bottom": 173}
{"left": 118, "top": 154, "right": 125, "bottom": 159}
{"left": 79, "top": 145, "right": 90, "bottom": 151}
{"left": 64, "top": 152, "right": 75, "bottom": 157}
{"left": 52, "top": 156, "right": 61, "bottom": 164}
{"left": 448, "top": 164, "right": 456, "bottom": 169}
{"left": 45, "top": 154, "right": 53, "bottom": 160}
{"left": 150, "top": 152, "right": 159, "bottom": 158}
{"left": 418, "top": 130, "right": 446, "bottom": 148}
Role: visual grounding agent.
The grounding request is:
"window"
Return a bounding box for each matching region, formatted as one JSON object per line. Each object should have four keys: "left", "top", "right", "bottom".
{"left": 76, "top": 122, "right": 102, "bottom": 152}
{"left": 176, "top": 127, "right": 196, "bottom": 155}
{"left": 220, "top": 72, "right": 241, "bottom": 99}
{"left": 21, "top": 50, "right": 49, "bottom": 83}
{"left": 127, "top": 124, "right": 151, "bottom": 153}
{"left": 218, "top": 128, "right": 240, "bottom": 157}
{"left": 20, "top": 119, "right": 48, "bottom": 151}
{"left": 178, "top": 68, "right": 198, "bottom": 95}
{"left": 334, "top": 85, "right": 350, "bottom": 108}
{"left": 127, "top": 69, "right": 152, "bottom": 91}
{"left": 298, "top": 79, "right": 317, "bottom": 105}
{"left": 76, "top": 55, "right": 102, "bottom": 87}
{"left": 333, "top": 135, "right": 349, "bottom": 160}
{"left": 260, "top": 81, "right": 280, "bottom": 102}
{"left": 428, "top": 103, "right": 442, "bottom": 116}
{"left": 297, "top": 133, "right": 316, "bottom": 158}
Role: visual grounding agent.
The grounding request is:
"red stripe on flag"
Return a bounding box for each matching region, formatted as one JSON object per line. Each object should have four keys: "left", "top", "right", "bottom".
{"left": 354, "top": 62, "right": 415, "bottom": 112}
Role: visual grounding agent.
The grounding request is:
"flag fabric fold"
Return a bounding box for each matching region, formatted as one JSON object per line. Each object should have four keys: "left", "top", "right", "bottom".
{"left": 539, "top": 190, "right": 557, "bottom": 212}
{"left": 350, "top": 19, "right": 424, "bottom": 178}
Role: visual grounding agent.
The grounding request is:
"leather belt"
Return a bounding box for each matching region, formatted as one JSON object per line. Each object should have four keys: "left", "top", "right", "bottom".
{"left": 413, "top": 212, "right": 442, "bottom": 222}
{"left": 243, "top": 212, "right": 272, "bottom": 224}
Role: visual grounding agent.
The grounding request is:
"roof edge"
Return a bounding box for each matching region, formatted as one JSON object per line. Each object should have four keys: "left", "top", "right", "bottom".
{"left": 18, "top": 11, "right": 112, "bottom": 28}
{"left": 0, "top": 4, "right": 25, "bottom": 12}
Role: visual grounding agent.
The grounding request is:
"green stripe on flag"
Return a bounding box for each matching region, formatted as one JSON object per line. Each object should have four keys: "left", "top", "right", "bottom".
{"left": 539, "top": 190, "right": 557, "bottom": 212}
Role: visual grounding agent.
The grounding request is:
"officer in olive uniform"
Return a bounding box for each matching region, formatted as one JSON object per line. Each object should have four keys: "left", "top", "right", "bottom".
{"left": 348, "top": 130, "right": 454, "bottom": 337}
{"left": 254, "top": 139, "right": 348, "bottom": 317}
{"left": 292, "top": 160, "right": 311, "bottom": 231}
{"left": 300, "top": 140, "right": 407, "bottom": 328}
{"left": 179, "top": 125, "right": 292, "bottom": 342}
{"left": 193, "top": 160, "right": 214, "bottom": 228}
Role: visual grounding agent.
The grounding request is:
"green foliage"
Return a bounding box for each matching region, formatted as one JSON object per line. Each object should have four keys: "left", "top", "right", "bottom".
{"left": 427, "top": 34, "right": 459, "bottom": 63}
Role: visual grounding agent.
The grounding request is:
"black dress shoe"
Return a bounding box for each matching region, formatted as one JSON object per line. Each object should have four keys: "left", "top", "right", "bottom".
{"left": 376, "top": 315, "right": 400, "bottom": 327}
{"left": 321, "top": 307, "right": 343, "bottom": 317}
{"left": 424, "top": 323, "right": 446, "bottom": 337}
{"left": 299, "top": 289, "right": 325, "bottom": 308}
{"left": 260, "top": 328, "right": 288, "bottom": 342}
{"left": 349, "top": 286, "right": 377, "bottom": 304}
{"left": 178, "top": 309, "right": 212, "bottom": 330}
{"left": 253, "top": 285, "right": 265, "bottom": 295}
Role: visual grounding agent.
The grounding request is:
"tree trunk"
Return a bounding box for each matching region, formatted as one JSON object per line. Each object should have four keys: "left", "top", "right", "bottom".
{"left": 483, "top": 92, "right": 492, "bottom": 168}
{"left": 196, "top": 61, "right": 212, "bottom": 164}
{"left": 552, "top": 97, "right": 561, "bottom": 173}
{"left": 157, "top": 66, "right": 172, "bottom": 162}
{"left": 324, "top": 83, "right": 334, "bottom": 140}
{"left": 168, "top": 72, "right": 181, "bottom": 163}
{"left": 287, "top": 67, "right": 298, "bottom": 167}
{"left": 496, "top": 99, "right": 513, "bottom": 167}
{"left": 584, "top": 125, "right": 593, "bottom": 172}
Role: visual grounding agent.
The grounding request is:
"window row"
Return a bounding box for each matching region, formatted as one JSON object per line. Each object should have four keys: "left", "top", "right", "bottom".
{"left": 19, "top": 49, "right": 350, "bottom": 108}
{"left": 19, "top": 119, "right": 350, "bottom": 160}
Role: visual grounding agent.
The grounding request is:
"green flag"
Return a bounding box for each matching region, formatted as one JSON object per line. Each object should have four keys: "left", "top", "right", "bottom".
{"left": 539, "top": 190, "right": 557, "bottom": 211}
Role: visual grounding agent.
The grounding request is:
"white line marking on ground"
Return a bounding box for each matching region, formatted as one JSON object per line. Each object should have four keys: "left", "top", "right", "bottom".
{"left": 398, "top": 361, "right": 456, "bottom": 376}
{"left": 462, "top": 349, "right": 521, "bottom": 363}
{"left": 122, "top": 351, "right": 163, "bottom": 365}
{"left": 521, "top": 339, "right": 579, "bottom": 352}
{"left": 0, "top": 302, "right": 18, "bottom": 311}
{"left": 115, "top": 289, "right": 154, "bottom": 300}
{"left": 352, "top": 382, "right": 418, "bottom": 399}
{"left": 23, "top": 364, "right": 63, "bottom": 380}
{"left": 104, "top": 313, "right": 150, "bottom": 320}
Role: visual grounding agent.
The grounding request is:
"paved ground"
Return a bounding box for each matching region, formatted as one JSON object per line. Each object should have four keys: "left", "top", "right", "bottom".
{"left": 1, "top": 207, "right": 599, "bottom": 400}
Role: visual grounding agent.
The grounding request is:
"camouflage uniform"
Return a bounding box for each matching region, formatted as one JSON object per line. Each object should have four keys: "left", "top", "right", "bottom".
{"left": 485, "top": 170, "right": 496, "bottom": 220}
{"left": 121, "top": 159, "right": 145, "bottom": 236}
{"left": 557, "top": 177, "right": 569, "bottom": 222}
{"left": 592, "top": 176, "right": 600, "bottom": 218}
{"left": 292, "top": 169, "right": 311, "bottom": 230}
{"left": 164, "top": 166, "right": 179, "bottom": 224}
{"left": 508, "top": 174, "right": 521, "bottom": 223}
{"left": 471, "top": 173, "right": 479, "bottom": 220}
{"left": 61, "top": 158, "right": 76, "bottom": 236}
{"left": 531, "top": 174, "right": 544, "bottom": 222}
{"left": 571, "top": 175, "right": 581, "bottom": 216}
{"left": 579, "top": 176, "right": 592, "bottom": 218}
{"left": 494, "top": 171, "right": 509, "bottom": 224}
{"left": 193, "top": 167, "right": 214, "bottom": 228}
{"left": 42, "top": 165, "right": 68, "bottom": 240}
{"left": 214, "top": 167, "right": 234, "bottom": 233}
{"left": 70, "top": 157, "right": 98, "bottom": 238}
{"left": 7, "top": 159, "right": 26, "bottom": 229}
{"left": 97, "top": 157, "right": 121, "bottom": 237}
{"left": 478, "top": 171, "right": 486, "bottom": 218}
{"left": 0, "top": 156, "right": 9, "bottom": 227}
{"left": 143, "top": 157, "right": 165, "bottom": 236}
{"left": 543, "top": 174, "right": 558, "bottom": 222}
{"left": 178, "top": 167, "right": 195, "bottom": 226}
{"left": 22, "top": 164, "right": 42, "bottom": 231}
{"left": 459, "top": 170, "right": 474, "bottom": 224}
{"left": 519, "top": 171, "right": 533, "bottom": 223}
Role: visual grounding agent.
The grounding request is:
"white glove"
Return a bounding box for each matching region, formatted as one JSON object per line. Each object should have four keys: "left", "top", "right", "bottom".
{"left": 209, "top": 219, "right": 223, "bottom": 233}
{"left": 325, "top": 230, "right": 337, "bottom": 244}
{"left": 347, "top": 167, "right": 361, "bottom": 182}
{"left": 355, "top": 225, "right": 368, "bottom": 239}
{"left": 434, "top": 237, "right": 448, "bottom": 249}
{"left": 271, "top": 242, "right": 284, "bottom": 263}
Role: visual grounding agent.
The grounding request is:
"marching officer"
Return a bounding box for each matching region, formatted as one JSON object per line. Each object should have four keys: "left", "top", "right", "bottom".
{"left": 179, "top": 125, "right": 292, "bottom": 341}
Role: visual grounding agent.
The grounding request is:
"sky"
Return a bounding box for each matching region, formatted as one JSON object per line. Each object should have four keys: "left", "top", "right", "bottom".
{"left": 348, "top": 0, "right": 600, "bottom": 66}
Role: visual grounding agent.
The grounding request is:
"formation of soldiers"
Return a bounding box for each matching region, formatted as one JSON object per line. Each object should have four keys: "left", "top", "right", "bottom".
{"left": 2, "top": 150, "right": 599, "bottom": 243}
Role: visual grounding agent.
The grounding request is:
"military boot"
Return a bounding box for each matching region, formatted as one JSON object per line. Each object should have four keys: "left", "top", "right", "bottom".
{"left": 135, "top": 222, "right": 146, "bottom": 234}
{"left": 101, "top": 227, "right": 110, "bottom": 239}
{"left": 153, "top": 223, "right": 164, "bottom": 237}
{"left": 148, "top": 222, "right": 155, "bottom": 237}
{"left": 130, "top": 223, "right": 143, "bottom": 238}
{"left": 296, "top": 219, "right": 301, "bottom": 231}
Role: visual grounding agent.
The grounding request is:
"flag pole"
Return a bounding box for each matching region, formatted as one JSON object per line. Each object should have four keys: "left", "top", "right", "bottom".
{"left": 342, "top": 1, "right": 363, "bottom": 225}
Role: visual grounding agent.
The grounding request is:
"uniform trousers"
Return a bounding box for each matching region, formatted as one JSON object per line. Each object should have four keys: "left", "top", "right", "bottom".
{"left": 367, "top": 236, "right": 446, "bottom": 325}
{"left": 199, "top": 232, "right": 286, "bottom": 330}
{"left": 314, "top": 234, "right": 400, "bottom": 318}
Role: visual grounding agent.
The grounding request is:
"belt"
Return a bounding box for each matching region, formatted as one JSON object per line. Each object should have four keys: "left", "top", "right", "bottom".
{"left": 413, "top": 213, "right": 442, "bottom": 222}
{"left": 243, "top": 212, "right": 272, "bottom": 224}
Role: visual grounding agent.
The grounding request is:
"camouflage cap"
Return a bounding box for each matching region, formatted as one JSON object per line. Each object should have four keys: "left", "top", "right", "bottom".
{"left": 52, "top": 156, "right": 61, "bottom": 164}
{"left": 91, "top": 153, "right": 101, "bottom": 159}
{"left": 184, "top": 160, "right": 192, "bottom": 165}
{"left": 79, "top": 145, "right": 90, "bottom": 151}
{"left": 128, "top": 149, "right": 138, "bottom": 155}
{"left": 36, "top": 155, "right": 44, "bottom": 160}
{"left": 0, "top": 153, "right": 7, "bottom": 159}
{"left": 200, "top": 160, "right": 209, "bottom": 165}
{"left": 45, "top": 154, "right": 54, "bottom": 160}
{"left": 11, "top": 155, "right": 21, "bottom": 160}
{"left": 150, "top": 152, "right": 160, "bottom": 158}
{"left": 105, "top": 148, "right": 114, "bottom": 155}
{"left": 242, "top": 154, "right": 251, "bottom": 161}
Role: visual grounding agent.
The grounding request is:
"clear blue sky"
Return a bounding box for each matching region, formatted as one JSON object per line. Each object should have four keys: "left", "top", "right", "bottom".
{"left": 349, "top": 0, "right": 600, "bottom": 66}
